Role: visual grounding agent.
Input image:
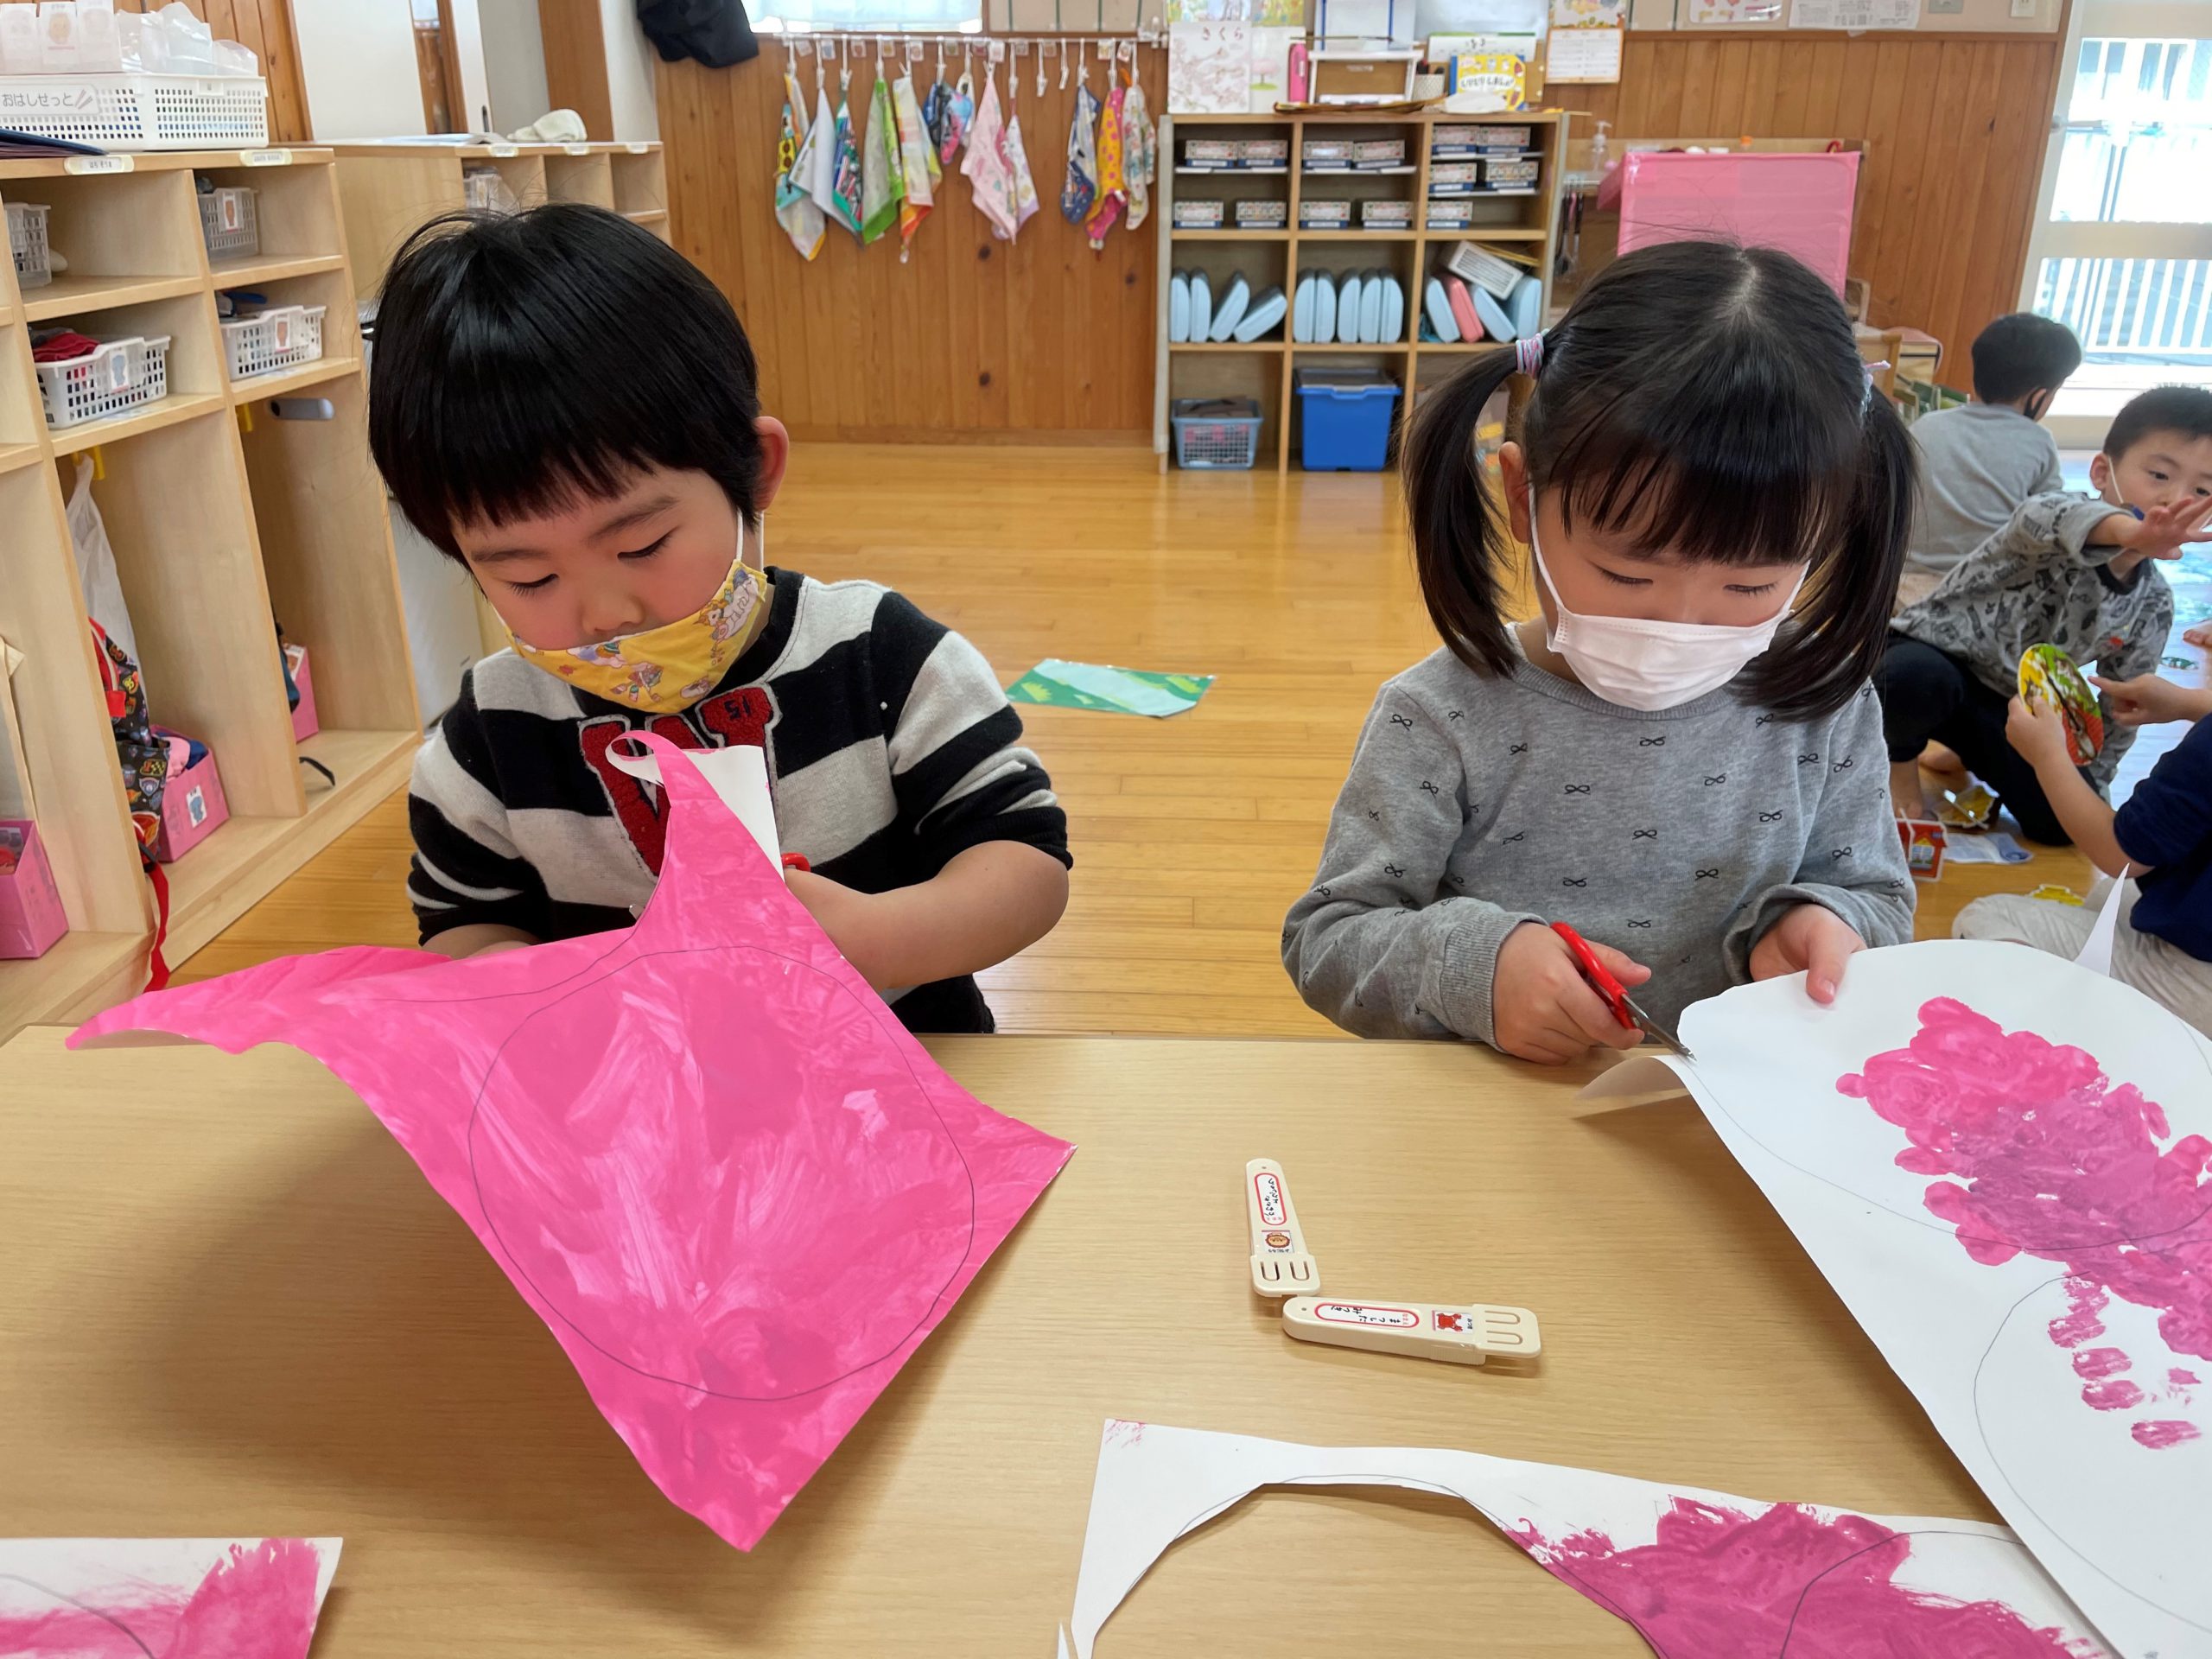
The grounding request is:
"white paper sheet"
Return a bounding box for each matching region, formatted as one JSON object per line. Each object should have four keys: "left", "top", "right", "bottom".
{"left": 604, "top": 740, "right": 780, "bottom": 867}
{"left": 1790, "top": 0, "right": 1916, "bottom": 27}
{"left": 0, "top": 1537, "right": 342, "bottom": 1657}
{"left": 1544, "top": 22, "right": 1622, "bottom": 79}
{"left": 1582, "top": 938, "right": 2212, "bottom": 1658}
{"left": 1058, "top": 1420, "right": 2107, "bottom": 1656}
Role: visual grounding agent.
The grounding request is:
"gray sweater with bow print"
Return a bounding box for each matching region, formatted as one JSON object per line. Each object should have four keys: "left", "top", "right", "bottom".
{"left": 1282, "top": 646, "right": 1914, "bottom": 1049}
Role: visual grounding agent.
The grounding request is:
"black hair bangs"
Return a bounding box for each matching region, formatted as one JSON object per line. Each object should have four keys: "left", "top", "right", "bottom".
{"left": 1405, "top": 240, "right": 1916, "bottom": 721}
{"left": 1542, "top": 346, "right": 1865, "bottom": 574}
{"left": 368, "top": 204, "right": 766, "bottom": 558}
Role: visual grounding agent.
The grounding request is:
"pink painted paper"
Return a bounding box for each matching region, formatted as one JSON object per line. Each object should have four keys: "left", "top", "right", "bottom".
{"left": 0, "top": 1536, "right": 340, "bottom": 1659}
{"left": 1582, "top": 940, "right": 2212, "bottom": 1657}
{"left": 1840, "top": 998, "right": 2211, "bottom": 1453}
{"left": 1059, "top": 1421, "right": 2109, "bottom": 1657}
{"left": 72, "top": 734, "right": 1074, "bottom": 1551}
{"left": 1617, "top": 150, "right": 1861, "bottom": 296}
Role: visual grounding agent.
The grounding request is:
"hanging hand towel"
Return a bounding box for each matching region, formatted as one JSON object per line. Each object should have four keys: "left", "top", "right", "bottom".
{"left": 923, "top": 72, "right": 951, "bottom": 154}
{"left": 941, "top": 69, "right": 974, "bottom": 166}
{"left": 775, "top": 70, "right": 825, "bottom": 260}
{"left": 1060, "top": 80, "right": 1099, "bottom": 226}
{"left": 1084, "top": 83, "right": 1128, "bottom": 249}
{"left": 1003, "top": 105, "right": 1040, "bottom": 238}
{"left": 1121, "top": 82, "right": 1156, "bottom": 232}
{"left": 959, "top": 71, "right": 1020, "bottom": 242}
{"left": 859, "top": 72, "right": 905, "bottom": 245}
{"left": 891, "top": 73, "right": 937, "bottom": 260}
{"left": 823, "top": 84, "right": 863, "bottom": 238}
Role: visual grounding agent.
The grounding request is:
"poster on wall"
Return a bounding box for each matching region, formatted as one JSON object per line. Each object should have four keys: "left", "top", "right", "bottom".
{"left": 1550, "top": 0, "right": 1626, "bottom": 22}
{"left": 1168, "top": 20, "right": 1253, "bottom": 113}
{"left": 1546, "top": 23, "right": 1623, "bottom": 79}
{"left": 1790, "top": 0, "right": 1916, "bottom": 26}
{"left": 1683, "top": 0, "right": 1783, "bottom": 21}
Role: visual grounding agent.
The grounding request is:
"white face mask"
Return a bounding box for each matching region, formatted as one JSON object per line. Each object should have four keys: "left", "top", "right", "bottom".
{"left": 1528, "top": 489, "right": 1805, "bottom": 712}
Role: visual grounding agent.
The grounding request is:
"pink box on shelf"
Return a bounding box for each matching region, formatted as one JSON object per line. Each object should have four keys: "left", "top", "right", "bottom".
{"left": 0, "top": 820, "right": 67, "bottom": 960}
{"left": 1617, "top": 150, "right": 1862, "bottom": 297}
{"left": 153, "top": 747, "right": 229, "bottom": 864}
{"left": 287, "top": 643, "right": 320, "bottom": 741}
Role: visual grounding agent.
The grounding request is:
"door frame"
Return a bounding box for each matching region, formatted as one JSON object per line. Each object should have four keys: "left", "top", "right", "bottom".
{"left": 2020, "top": 0, "right": 2212, "bottom": 445}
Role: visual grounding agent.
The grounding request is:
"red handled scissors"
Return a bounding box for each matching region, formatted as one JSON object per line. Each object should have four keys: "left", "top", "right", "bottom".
{"left": 1549, "top": 921, "right": 1694, "bottom": 1060}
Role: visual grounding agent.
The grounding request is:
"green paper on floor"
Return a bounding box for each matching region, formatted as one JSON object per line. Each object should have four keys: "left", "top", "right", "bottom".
{"left": 1005, "top": 659, "right": 1214, "bottom": 718}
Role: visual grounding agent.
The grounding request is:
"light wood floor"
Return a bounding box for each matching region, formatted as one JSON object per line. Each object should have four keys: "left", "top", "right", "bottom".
{"left": 185, "top": 443, "right": 2103, "bottom": 1035}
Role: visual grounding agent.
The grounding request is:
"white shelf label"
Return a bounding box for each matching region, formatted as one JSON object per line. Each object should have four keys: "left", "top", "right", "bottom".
{"left": 487, "top": 142, "right": 520, "bottom": 157}
{"left": 563, "top": 142, "right": 592, "bottom": 156}
{"left": 625, "top": 142, "right": 651, "bottom": 154}
{"left": 240, "top": 149, "right": 292, "bottom": 167}
{"left": 63, "top": 154, "right": 133, "bottom": 175}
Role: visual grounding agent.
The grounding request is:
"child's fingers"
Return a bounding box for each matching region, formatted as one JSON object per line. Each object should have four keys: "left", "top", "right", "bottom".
{"left": 1581, "top": 938, "right": 1651, "bottom": 986}
{"left": 1560, "top": 979, "right": 1643, "bottom": 1050}
{"left": 1802, "top": 921, "right": 1864, "bottom": 1006}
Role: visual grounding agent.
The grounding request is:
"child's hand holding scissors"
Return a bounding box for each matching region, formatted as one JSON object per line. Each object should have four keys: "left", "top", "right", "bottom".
{"left": 1492, "top": 922, "right": 1655, "bottom": 1065}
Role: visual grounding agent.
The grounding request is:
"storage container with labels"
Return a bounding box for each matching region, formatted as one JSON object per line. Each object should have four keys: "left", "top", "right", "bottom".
{"left": 1235, "top": 199, "right": 1287, "bottom": 230}
{"left": 1301, "top": 137, "right": 1357, "bottom": 170}
{"left": 1427, "top": 162, "right": 1481, "bottom": 197}
{"left": 6, "top": 200, "right": 49, "bottom": 289}
{"left": 1484, "top": 156, "right": 1540, "bottom": 188}
{"left": 1173, "top": 198, "right": 1225, "bottom": 229}
{"left": 1360, "top": 199, "right": 1413, "bottom": 228}
{"left": 1300, "top": 199, "right": 1353, "bottom": 229}
{"left": 1352, "top": 137, "right": 1407, "bottom": 168}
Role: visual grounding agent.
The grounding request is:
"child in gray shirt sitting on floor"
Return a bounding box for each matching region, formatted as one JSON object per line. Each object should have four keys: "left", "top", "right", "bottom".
{"left": 1283, "top": 242, "right": 1916, "bottom": 1065}
{"left": 1894, "top": 313, "right": 2080, "bottom": 611}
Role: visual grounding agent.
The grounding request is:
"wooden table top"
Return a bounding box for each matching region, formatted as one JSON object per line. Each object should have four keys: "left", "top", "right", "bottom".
{"left": 0, "top": 1026, "right": 1985, "bottom": 1655}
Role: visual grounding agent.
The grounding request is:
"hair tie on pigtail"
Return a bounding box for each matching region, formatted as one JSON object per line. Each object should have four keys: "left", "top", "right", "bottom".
{"left": 1516, "top": 333, "right": 1547, "bottom": 377}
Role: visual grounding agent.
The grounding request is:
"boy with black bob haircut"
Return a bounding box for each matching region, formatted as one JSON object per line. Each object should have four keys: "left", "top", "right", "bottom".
{"left": 1880, "top": 383, "right": 2212, "bottom": 841}
{"left": 369, "top": 203, "right": 1071, "bottom": 1033}
{"left": 1895, "top": 311, "right": 2082, "bottom": 608}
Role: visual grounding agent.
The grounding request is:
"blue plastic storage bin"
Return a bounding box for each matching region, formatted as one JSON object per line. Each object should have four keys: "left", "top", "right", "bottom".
{"left": 1295, "top": 368, "right": 1400, "bottom": 472}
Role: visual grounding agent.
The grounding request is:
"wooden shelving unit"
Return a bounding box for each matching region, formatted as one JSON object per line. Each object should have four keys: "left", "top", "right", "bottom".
{"left": 1153, "top": 110, "right": 1570, "bottom": 474}
{"left": 327, "top": 140, "right": 669, "bottom": 296}
{"left": 0, "top": 149, "right": 419, "bottom": 1038}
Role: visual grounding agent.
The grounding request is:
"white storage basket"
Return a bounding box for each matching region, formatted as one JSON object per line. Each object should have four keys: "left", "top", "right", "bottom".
{"left": 197, "top": 185, "right": 257, "bottom": 257}
{"left": 0, "top": 73, "right": 268, "bottom": 151}
{"left": 221, "top": 303, "right": 324, "bottom": 381}
{"left": 36, "top": 335, "right": 171, "bottom": 429}
{"left": 5, "top": 200, "right": 49, "bottom": 289}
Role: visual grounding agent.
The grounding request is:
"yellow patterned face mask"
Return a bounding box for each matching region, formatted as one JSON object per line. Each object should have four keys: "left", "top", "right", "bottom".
{"left": 506, "top": 532, "right": 768, "bottom": 714}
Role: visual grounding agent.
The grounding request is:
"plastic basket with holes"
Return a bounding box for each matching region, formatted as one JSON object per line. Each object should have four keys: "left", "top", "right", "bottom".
{"left": 1171, "top": 397, "right": 1264, "bottom": 470}
{"left": 0, "top": 73, "right": 267, "bottom": 151}
{"left": 197, "top": 185, "right": 257, "bottom": 258}
{"left": 220, "top": 303, "right": 324, "bottom": 381}
{"left": 5, "top": 200, "right": 50, "bottom": 289}
{"left": 35, "top": 336, "right": 171, "bottom": 429}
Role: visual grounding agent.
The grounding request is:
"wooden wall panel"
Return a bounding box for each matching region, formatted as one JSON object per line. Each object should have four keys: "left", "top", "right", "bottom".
{"left": 656, "top": 47, "right": 1164, "bottom": 442}
{"left": 114, "top": 0, "right": 310, "bottom": 143}
{"left": 540, "top": 0, "right": 617, "bottom": 142}
{"left": 1567, "top": 29, "right": 2064, "bottom": 374}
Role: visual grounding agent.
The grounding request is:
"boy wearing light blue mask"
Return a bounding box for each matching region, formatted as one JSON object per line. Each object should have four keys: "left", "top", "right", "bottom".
{"left": 1283, "top": 243, "right": 1918, "bottom": 1065}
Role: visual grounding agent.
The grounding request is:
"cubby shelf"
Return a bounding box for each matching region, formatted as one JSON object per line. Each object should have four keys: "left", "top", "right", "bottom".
{"left": 0, "top": 149, "right": 420, "bottom": 1039}
{"left": 1154, "top": 110, "right": 1570, "bottom": 474}
{"left": 46, "top": 392, "right": 228, "bottom": 458}
{"left": 22, "top": 273, "right": 204, "bottom": 322}
{"left": 328, "top": 139, "right": 668, "bottom": 294}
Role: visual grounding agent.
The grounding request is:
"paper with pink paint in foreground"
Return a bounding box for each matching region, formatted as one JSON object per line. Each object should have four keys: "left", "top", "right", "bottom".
{"left": 70, "top": 735, "right": 1075, "bottom": 1551}
{"left": 1585, "top": 938, "right": 2212, "bottom": 1659}
{"left": 0, "top": 1536, "right": 341, "bottom": 1659}
{"left": 1056, "top": 1421, "right": 2109, "bottom": 1657}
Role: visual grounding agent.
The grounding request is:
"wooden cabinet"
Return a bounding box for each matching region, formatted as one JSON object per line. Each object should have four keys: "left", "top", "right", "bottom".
{"left": 0, "top": 148, "right": 416, "bottom": 1036}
